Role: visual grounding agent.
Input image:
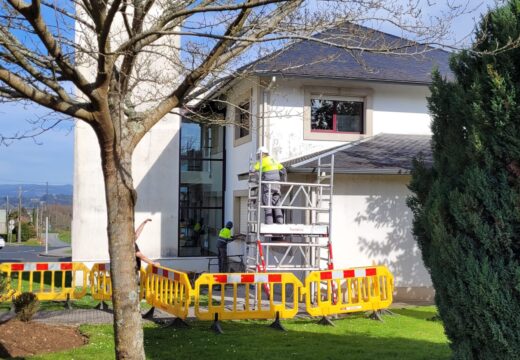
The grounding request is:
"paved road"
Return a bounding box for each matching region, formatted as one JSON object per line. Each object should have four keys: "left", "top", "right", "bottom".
{"left": 46, "top": 233, "right": 69, "bottom": 248}
{"left": 0, "top": 234, "right": 71, "bottom": 263}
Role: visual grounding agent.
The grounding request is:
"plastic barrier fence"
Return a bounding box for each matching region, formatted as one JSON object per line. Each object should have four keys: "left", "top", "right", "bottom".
{"left": 90, "top": 263, "right": 146, "bottom": 303}
{"left": 0, "top": 262, "right": 90, "bottom": 302}
{"left": 90, "top": 263, "right": 112, "bottom": 303}
{"left": 194, "top": 272, "right": 302, "bottom": 321}
{"left": 144, "top": 265, "right": 192, "bottom": 319}
{"left": 305, "top": 266, "right": 393, "bottom": 317}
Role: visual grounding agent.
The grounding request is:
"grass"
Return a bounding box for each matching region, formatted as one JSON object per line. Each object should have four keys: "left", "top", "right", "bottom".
{"left": 0, "top": 274, "right": 151, "bottom": 312}
{"left": 58, "top": 230, "right": 71, "bottom": 244}
{"left": 28, "top": 306, "right": 450, "bottom": 360}
{"left": 5, "top": 238, "right": 42, "bottom": 246}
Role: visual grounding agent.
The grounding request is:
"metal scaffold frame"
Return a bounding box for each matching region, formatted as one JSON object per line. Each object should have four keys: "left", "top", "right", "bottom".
{"left": 245, "top": 151, "right": 335, "bottom": 276}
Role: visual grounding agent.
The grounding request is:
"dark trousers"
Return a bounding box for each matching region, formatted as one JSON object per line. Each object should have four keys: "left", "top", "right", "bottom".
{"left": 218, "top": 244, "right": 228, "bottom": 273}
{"left": 262, "top": 184, "right": 283, "bottom": 224}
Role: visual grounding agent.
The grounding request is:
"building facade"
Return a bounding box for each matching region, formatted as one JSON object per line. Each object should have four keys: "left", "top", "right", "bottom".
{"left": 72, "top": 26, "right": 450, "bottom": 300}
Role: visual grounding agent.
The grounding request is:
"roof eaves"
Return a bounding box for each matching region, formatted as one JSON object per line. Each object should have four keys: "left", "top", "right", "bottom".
{"left": 289, "top": 167, "right": 412, "bottom": 175}
{"left": 287, "top": 135, "right": 379, "bottom": 168}
{"left": 254, "top": 72, "right": 437, "bottom": 86}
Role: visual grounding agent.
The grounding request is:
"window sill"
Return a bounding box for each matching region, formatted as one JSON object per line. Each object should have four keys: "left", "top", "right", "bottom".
{"left": 304, "top": 131, "right": 369, "bottom": 142}
{"left": 233, "top": 133, "right": 252, "bottom": 147}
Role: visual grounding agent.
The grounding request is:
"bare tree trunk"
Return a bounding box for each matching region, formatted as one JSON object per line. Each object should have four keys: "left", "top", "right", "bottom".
{"left": 101, "top": 136, "right": 145, "bottom": 360}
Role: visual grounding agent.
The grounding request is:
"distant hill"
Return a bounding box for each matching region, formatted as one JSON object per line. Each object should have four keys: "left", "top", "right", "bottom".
{"left": 0, "top": 184, "right": 73, "bottom": 207}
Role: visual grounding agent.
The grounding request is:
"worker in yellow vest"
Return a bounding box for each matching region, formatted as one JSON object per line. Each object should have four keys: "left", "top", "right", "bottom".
{"left": 217, "top": 221, "right": 234, "bottom": 272}
{"left": 254, "top": 146, "right": 287, "bottom": 224}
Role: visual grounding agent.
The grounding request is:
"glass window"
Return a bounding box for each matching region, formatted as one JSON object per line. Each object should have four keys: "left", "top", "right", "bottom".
{"left": 181, "top": 121, "right": 224, "bottom": 160}
{"left": 179, "top": 119, "right": 225, "bottom": 257}
{"left": 179, "top": 208, "right": 223, "bottom": 257}
{"left": 235, "top": 101, "right": 250, "bottom": 139}
{"left": 180, "top": 160, "right": 223, "bottom": 208}
{"left": 311, "top": 98, "right": 364, "bottom": 134}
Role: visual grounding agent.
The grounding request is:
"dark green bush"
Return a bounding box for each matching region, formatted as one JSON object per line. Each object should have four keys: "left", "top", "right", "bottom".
{"left": 13, "top": 292, "right": 40, "bottom": 322}
{"left": 409, "top": 1, "right": 520, "bottom": 358}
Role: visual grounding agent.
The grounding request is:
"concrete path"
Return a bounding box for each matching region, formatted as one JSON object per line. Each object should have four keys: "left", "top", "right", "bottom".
{"left": 0, "top": 306, "right": 175, "bottom": 325}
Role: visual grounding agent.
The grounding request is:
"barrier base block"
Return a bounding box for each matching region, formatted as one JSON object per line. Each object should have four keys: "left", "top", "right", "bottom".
{"left": 142, "top": 307, "right": 155, "bottom": 320}
{"left": 211, "top": 314, "right": 224, "bottom": 334}
{"left": 166, "top": 317, "right": 190, "bottom": 329}
{"left": 269, "top": 312, "right": 287, "bottom": 332}
{"left": 369, "top": 310, "right": 384, "bottom": 322}
{"left": 317, "top": 316, "right": 335, "bottom": 326}
{"left": 64, "top": 295, "right": 73, "bottom": 310}
{"left": 95, "top": 301, "right": 110, "bottom": 311}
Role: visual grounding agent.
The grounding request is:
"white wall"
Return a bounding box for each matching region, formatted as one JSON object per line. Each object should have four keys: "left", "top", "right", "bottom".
{"left": 73, "top": 4, "right": 183, "bottom": 262}
{"left": 265, "top": 78, "right": 431, "bottom": 161}
{"left": 72, "top": 114, "right": 180, "bottom": 262}
{"left": 224, "top": 78, "right": 259, "bottom": 225}
{"left": 331, "top": 174, "right": 432, "bottom": 289}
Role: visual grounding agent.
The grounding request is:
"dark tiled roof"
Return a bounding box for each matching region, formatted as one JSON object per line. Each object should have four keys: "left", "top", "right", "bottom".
{"left": 247, "top": 25, "right": 452, "bottom": 84}
{"left": 286, "top": 134, "right": 432, "bottom": 174}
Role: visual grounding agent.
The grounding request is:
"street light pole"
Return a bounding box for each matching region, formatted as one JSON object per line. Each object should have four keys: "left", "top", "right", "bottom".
{"left": 45, "top": 216, "right": 49, "bottom": 254}
{"left": 17, "top": 186, "right": 22, "bottom": 243}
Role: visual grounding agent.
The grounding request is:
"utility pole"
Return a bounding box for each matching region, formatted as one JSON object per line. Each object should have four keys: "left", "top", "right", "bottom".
{"left": 4, "top": 196, "right": 7, "bottom": 242}
{"left": 17, "top": 186, "right": 22, "bottom": 243}
{"left": 35, "top": 205, "right": 39, "bottom": 242}
{"left": 45, "top": 216, "right": 49, "bottom": 254}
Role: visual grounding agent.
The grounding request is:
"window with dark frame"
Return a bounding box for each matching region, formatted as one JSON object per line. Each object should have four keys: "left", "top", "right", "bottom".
{"left": 178, "top": 119, "right": 225, "bottom": 257}
{"left": 235, "top": 101, "right": 250, "bottom": 139}
{"left": 311, "top": 98, "right": 364, "bottom": 134}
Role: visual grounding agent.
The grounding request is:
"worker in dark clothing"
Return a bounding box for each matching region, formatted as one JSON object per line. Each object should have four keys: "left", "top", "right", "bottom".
{"left": 254, "top": 146, "right": 287, "bottom": 224}
{"left": 217, "top": 221, "right": 234, "bottom": 273}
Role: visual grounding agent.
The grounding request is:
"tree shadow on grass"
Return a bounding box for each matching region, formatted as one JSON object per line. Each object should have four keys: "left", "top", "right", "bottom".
{"left": 143, "top": 318, "right": 451, "bottom": 360}
{"left": 393, "top": 307, "right": 439, "bottom": 321}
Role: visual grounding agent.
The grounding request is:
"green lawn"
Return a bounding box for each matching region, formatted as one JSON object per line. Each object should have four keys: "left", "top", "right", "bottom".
{"left": 4, "top": 238, "right": 42, "bottom": 246}
{"left": 29, "top": 306, "right": 450, "bottom": 360}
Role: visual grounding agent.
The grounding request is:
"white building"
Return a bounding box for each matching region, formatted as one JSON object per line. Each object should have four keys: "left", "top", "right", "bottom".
{"left": 72, "top": 26, "right": 451, "bottom": 301}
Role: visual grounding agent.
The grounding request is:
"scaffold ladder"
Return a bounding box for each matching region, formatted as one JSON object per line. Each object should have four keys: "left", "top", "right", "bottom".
{"left": 245, "top": 152, "right": 335, "bottom": 276}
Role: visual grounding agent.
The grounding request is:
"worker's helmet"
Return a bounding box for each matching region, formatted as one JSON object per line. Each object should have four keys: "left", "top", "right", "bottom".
{"left": 226, "top": 221, "right": 233, "bottom": 229}
{"left": 256, "top": 146, "right": 269, "bottom": 155}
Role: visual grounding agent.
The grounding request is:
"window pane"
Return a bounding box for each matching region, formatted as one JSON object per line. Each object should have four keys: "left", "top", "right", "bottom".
{"left": 181, "top": 120, "right": 224, "bottom": 159}
{"left": 336, "top": 101, "right": 363, "bottom": 133}
{"left": 311, "top": 99, "right": 334, "bottom": 130}
{"left": 180, "top": 160, "right": 223, "bottom": 207}
{"left": 179, "top": 208, "right": 223, "bottom": 257}
{"left": 235, "top": 102, "right": 250, "bottom": 139}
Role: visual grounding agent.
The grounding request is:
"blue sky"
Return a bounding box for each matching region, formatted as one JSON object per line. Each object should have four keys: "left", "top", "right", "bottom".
{"left": 0, "top": 0, "right": 499, "bottom": 185}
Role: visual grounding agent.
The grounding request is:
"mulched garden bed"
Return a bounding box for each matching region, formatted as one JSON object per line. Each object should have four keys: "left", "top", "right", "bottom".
{"left": 0, "top": 319, "right": 87, "bottom": 358}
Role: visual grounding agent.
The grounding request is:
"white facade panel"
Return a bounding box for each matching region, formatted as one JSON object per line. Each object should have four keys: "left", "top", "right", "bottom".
{"left": 330, "top": 174, "right": 432, "bottom": 288}
{"left": 264, "top": 78, "right": 431, "bottom": 161}
{"left": 72, "top": 114, "right": 180, "bottom": 262}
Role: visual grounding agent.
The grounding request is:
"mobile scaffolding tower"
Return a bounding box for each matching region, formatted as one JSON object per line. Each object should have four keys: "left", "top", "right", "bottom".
{"left": 245, "top": 151, "right": 335, "bottom": 277}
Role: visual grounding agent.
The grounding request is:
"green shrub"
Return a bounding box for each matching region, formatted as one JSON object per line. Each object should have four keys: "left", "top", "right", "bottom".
{"left": 409, "top": 1, "right": 520, "bottom": 358}
{"left": 13, "top": 292, "right": 40, "bottom": 322}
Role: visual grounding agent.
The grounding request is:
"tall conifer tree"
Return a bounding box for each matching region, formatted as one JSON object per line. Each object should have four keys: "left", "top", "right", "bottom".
{"left": 409, "top": 1, "right": 520, "bottom": 358}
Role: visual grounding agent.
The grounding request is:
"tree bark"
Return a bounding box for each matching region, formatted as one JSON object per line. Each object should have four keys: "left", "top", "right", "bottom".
{"left": 100, "top": 129, "right": 145, "bottom": 360}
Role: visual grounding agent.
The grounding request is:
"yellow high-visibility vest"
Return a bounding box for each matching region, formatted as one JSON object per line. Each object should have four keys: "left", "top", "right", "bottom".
{"left": 219, "top": 227, "right": 232, "bottom": 240}
{"left": 254, "top": 155, "right": 284, "bottom": 173}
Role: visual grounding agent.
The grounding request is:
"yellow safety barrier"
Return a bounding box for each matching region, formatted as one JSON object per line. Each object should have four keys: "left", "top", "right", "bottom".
{"left": 143, "top": 265, "right": 192, "bottom": 320}
{"left": 90, "top": 263, "right": 112, "bottom": 303}
{"left": 0, "top": 262, "right": 90, "bottom": 302}
{"left": 194, "top": 272, "right": 302, "bottom": 323}
{"left": 90, "top": 263, "right": 147, "bottom": 303}
{"left": 305, "top": 266, "right": 393, "bottom": 318}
